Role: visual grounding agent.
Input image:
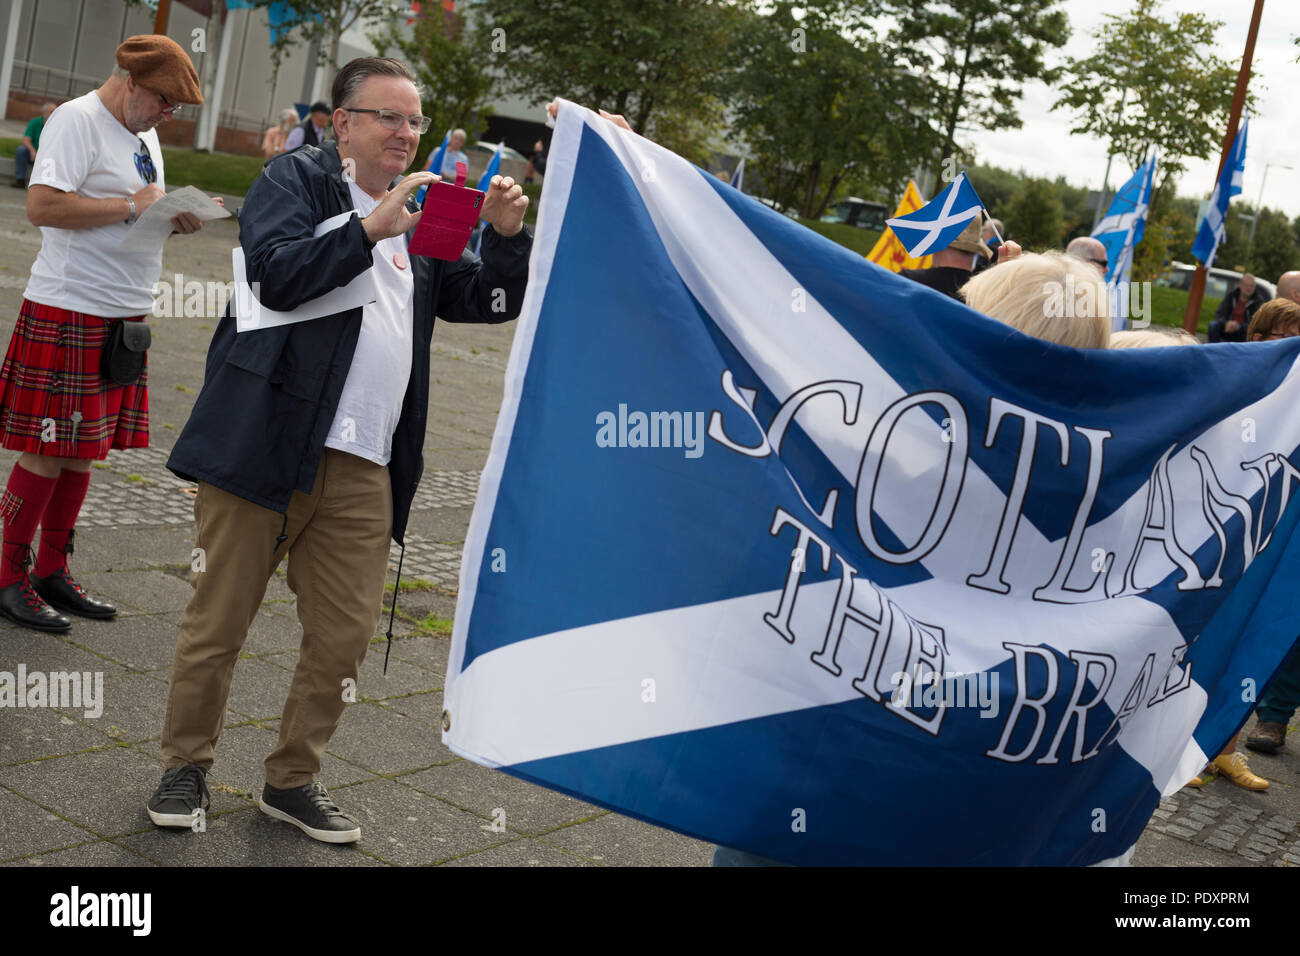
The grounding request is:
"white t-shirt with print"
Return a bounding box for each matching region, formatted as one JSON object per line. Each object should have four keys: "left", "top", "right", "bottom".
{"left": 23, "top": 91, "right": 165, "bottom": 317}
{"left": 323, "top": 180, "right": 415, "bottom": 467}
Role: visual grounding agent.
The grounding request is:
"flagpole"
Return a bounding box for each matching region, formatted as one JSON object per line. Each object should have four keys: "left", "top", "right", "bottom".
{"left": 1182, "top": 0, "right": 1264, "bottom": 335}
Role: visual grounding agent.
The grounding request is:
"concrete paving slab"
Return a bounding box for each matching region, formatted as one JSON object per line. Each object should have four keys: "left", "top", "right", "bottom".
{"left": 538, "top": 812, "right": 715, "bottom": 867}
{"left": 206, "top": 723, "right": 378, "bottom": 794}
{"left": 400, "top": 759, "right": 602, "bottom": 836}
{"left": 6, "top": 839, "right": 156, "bottom": 866}
{"left": 239, "top": 607, "right": 303, "bottom": 657}
{"left": 224, "top": 656, "right": 296, "bottom": 721}
{"left": 1, "top": 745, "right": 241, "bottom": 839}
{"left": 439, "top": 836, "right": 594, "bottom": 867}
{"left": 338, "top": 777, "right": 514, "bottom": 865}
{"left": 0, "top": 786, "right": 97, "bottom": 860}
{"left": 71, "top": 570, "right": 197, "bottom": 616}
{"left": 376, "top": 689, "right": 445, "bottom": 730}
{"left": 387, "top": 635, "right": 450, "bottom": 677}
{"left": 0, "top": 628, "right": 129, "bottom": 677}
{"left": 0, "top": 705, "right": 118, "bottom": 763}
{"left": 63, "top": 612, "right": 183, "bottom": 674}
{"left": 50, "top": 671, "right": 168, "bottom": 745}
{"left": 326, "top": 702, "right": 454, "bottom": 773}
{"left": 121, "top": 806, "right": 386, "bottom": 867}
{"left": 355, "top": 645, "right": 445, "bottom": 701}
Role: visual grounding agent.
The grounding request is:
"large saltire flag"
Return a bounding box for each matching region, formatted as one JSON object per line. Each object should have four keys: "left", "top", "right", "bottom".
{"left": 1092, "top": 151, "right": 1157, "bottom": 332}
{"left": 867, "top": 180, "right": 934, "bottom": 273}
{"left": 1193, "top": 117, "right": 1249, "bottom": 269}
{"left": 443, "top": 99, "right": 1300, "bottom": 866}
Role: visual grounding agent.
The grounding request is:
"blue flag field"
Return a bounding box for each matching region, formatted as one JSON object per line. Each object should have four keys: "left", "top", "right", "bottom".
{"left": 443, "top": 101, "right": 1300, "bottom": 865}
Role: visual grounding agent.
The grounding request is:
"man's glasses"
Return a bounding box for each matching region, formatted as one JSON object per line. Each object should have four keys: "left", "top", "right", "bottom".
{"left": 346, "top": 108, "right": 431, "bottom": 134}
{"left": 134, "top": 138, "right": 156, "bottom": 185}
{"left": 1091, "top": 257, "right": 1109, "bottom": 271}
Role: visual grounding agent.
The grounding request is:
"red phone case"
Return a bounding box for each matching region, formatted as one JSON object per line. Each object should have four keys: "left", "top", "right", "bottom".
{"left": 410, "top": 162, "right": 484, "bottom": 260}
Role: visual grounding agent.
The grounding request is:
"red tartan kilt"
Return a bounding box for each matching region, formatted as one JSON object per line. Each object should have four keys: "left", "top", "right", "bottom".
{"left": 0, "top": 299, "right": 149, "bottom": 459}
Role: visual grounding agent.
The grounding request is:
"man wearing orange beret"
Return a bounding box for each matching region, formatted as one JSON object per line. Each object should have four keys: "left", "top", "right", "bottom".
{"left": 0, "top": 35, "right": 214, "bottom": 633}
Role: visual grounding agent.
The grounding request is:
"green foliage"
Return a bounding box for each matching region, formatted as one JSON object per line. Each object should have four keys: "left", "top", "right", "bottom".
{"left": 886, "top": 0, "right": 1070, "bottom": 181}
{"left": 795, "top": 220, "right": 883, "bottom": 257}
{"left": 1052, "top": 0, "right": 1245, "bottom": 202}
{"left": 477, "top": 0, "right": 738, "bottom": 136}
{"left": 158, "top": 147, "right": 266, "bottom": 196}
{"left": 1241, "top": 207, "right": 1300, "bottom": 281}
{"left": 966, "top": 163, "right": 1022, "bottom": 219}
{"left": 1004, "top": 177, "right": 1064, "bottom": 250}
{"left": 727, "top": 0, "right": 940, "bottom": 218}
{"left": 251, "top": 0, "right": 397, "bottom": 75}
{"left": 1148, "top": 286, "right": 1219, "bottom": 335}
{"left": 370, "top": 6, "right": 497, "bottom": 157}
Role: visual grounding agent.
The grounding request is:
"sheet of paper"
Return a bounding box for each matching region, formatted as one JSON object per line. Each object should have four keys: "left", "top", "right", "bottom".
{"left": 124, "top": 185, "right": 231, "bottom": 250}
{"left": 234, "top": 212, "right": 379, "bottom": 332}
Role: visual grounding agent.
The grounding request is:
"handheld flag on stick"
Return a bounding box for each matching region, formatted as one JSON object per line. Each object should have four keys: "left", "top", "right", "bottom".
{"left": 867, "top": 180, "right": 934, "bottom": 272}
{"left": 730, "top": 159, "right": 745, "bottom": 193}
{"left": 885, "top": 172, "right": 986, "bottom": 257}
{"left": 442, "top": 101, "right": 1300, "bottom": 865}
{"left": 1192, "top": 118, "right": 1248, "bottom": 269}
{"left": 472, "top": 141, "right": 505, "bottom": 256}
{"left": 418, "top": 130, "right": 451, "bottom": 205}
{"left": 1093, "top": 151, "right": 1157, "bottom": 331}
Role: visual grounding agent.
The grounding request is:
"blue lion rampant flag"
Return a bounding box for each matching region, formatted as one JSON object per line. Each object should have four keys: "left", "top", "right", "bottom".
{"left": 443, "top": 100, "right": 1300, "bottom": 866}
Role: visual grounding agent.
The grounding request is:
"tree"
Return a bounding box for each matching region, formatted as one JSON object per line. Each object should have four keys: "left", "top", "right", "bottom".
{"left": 1244, "top": 207, "right": 1300, "bottom": 281}
{"left": 727, "top": 0, "right": 941, "bottom": 218}
{"left": 370, "top": 5, "right": 498, "bottom": 154}
{"left": 1052, "top": 0, "right": 1245, "bottom": 205}
{"left": 885, "top": 0, "right": 1070, "bottom": 183}
{"left": 251, "top": 0, "right": 401, "bottom": 78}
{"left": 1004, "top": 178, "right": 1063, "bottom": 251}
{"left": 476, "top": 0, "right": 740, "bottom": 138}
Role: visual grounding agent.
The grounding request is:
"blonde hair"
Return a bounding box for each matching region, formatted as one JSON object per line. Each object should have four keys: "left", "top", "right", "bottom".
{"left": 961, "top": 252, "right": 1111, "bottom": 349}
{"left": 1110, "top": 328, "right": 1197, "bottom": 349}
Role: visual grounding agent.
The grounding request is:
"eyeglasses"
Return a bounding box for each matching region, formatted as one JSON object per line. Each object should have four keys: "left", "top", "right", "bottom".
{"left": 142, "top": 84, "right": 181, "bottom": 115}
{"left": 134, "top": 138, "right": 156, "bottom": 185}
{"left": 346, "top": 108, "right": 430, "bottom": 134}
{"left": 1091, "top": 258, "right": 1109, "bottom": 270}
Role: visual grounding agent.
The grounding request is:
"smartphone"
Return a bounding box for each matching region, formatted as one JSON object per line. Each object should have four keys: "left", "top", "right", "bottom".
{"left": 411, "top": 175, "right": 485, "bottom": 260}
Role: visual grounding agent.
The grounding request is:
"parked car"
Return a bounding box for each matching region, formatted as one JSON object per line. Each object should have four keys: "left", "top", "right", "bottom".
{"left": 819, "top": 197, "right": 887, "bottom": 231}
{"left": 1157, "top": 262, "right": 1275, "bottom": 301}
{"left": 467, "top": 141, "right": 528, "bottom": 162}
{"left": 753, "top": 196, "right": 800, "bottom": 219}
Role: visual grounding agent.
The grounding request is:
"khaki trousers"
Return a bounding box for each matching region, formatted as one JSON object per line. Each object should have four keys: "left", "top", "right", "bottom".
{"left": 161, "top": 448, "right": 392, "bottom": 789}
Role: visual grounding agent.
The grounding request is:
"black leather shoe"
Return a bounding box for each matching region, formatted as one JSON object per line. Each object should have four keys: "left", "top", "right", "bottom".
{"left": 0, "top": 576, "right": 71, "bottom": 632}
{"left": 30, "top": 567, "right": 117, "bottom": 620}
{"left": 259, "top": 781, "right": 361, "bottom": 844}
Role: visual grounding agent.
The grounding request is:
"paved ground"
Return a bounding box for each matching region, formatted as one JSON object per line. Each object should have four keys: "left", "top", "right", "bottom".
{"left": 0, "top": 176, "right": 1297, "bottom": 868}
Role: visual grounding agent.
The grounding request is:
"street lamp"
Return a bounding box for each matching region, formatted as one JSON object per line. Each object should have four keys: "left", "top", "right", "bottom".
{"left": 1245, "top": 162, "right": 1294, "bottom": 267}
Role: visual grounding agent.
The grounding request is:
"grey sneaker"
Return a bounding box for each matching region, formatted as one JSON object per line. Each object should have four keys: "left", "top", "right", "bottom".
{"left": 147, "top": 764, "right": 210, "bottom": 828}
{"left": 259, "top": 781, "right": 361, "bottom": 844}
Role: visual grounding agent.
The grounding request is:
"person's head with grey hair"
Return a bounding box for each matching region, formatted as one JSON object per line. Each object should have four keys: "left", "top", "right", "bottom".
{"left": 330, "top": 57, "right": 418, "bottom": 114}
{"left": 278, "top": 107, "right": 298, "bottom": 130}
{"left": 1066, "top": 235, "right": 1109, "bottom": 278}
{"left": 449, "top": 128, "right": 467, "bottom": 151}
{"left": 981, "top": 217, "right": 1004, "bottom": 243}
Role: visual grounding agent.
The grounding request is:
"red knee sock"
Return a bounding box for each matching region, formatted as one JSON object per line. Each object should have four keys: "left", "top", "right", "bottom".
{"left": 0, "top": 465, "right": 58, "bottom": 587}
{"left": 36, "top": 468, "right": 91, "bottom": 577}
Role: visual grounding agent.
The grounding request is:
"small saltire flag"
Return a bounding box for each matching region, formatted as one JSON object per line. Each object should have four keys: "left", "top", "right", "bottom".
{"left": 1093, "top": 151, "right": 1157, "bottom": 331}
{"left": 867, "top": 180, "right": 934, "bottom": 273}
{"left": 885, "top": 171, "right": 986, "bottom": 257}
{"left": 1192, "top": 118, "right": 1248, "bottom": 269}
{"left": 443, "top": 99, "right": 1300, "bottom": 865}
{"left": 417, "top": 130, "right": 451, "bottom": 205}
{"left": 226, "top": 0, "right": 321, "bottom": 45}
{"left": 730, "top": 159, "right": 745, "bottom": 192}
{"left": 472, "top": 141, "right": 505, "bottom": 255}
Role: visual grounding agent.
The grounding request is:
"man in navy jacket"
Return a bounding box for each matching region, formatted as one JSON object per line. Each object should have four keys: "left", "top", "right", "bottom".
{"left": 146, "top": 57, "right": 531, "bottom": 843}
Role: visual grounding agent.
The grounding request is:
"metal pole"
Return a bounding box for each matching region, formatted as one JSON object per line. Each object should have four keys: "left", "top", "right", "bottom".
{"left": 153, "top": 0, "right": 171, "bottom": 35}
{"left": 0, "top": 0, "right": 23, "bottom": 122}
{"left": 1183, "top": 0, "right": 1265, "bottom": 334}
{"left": 1245, "top": 162, "right": 1293, "bottom": 267}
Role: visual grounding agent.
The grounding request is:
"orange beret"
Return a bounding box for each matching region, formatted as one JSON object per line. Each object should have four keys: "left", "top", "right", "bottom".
{"left": 116, "top": 34, "right": 203, "bottom": 105}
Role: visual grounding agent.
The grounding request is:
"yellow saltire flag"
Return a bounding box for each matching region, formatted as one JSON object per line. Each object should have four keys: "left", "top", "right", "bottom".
{"left": 866, "top": 180, "right": 933, "bottom": 273}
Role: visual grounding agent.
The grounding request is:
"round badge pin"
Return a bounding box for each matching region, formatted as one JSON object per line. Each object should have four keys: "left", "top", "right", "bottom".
{"left": 393, "top": 253, "right": 409, "bottom": 270}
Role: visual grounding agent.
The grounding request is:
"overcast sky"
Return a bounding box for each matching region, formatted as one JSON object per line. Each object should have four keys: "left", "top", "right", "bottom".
{"left": 966, "top": 0, "right": 1299, "bottom": 219}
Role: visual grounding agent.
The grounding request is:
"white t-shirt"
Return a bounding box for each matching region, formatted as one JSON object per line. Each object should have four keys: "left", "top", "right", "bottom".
{"left": 23, "top": 91, "right": 165, "bottom": 317}
{"left": 323, "top": 181, "right": 415, "bottom": 466}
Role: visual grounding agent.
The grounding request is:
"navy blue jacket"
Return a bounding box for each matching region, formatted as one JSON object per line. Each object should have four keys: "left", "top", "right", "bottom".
{"left": 167, "top": 141, "right": 531, "bottom": 544}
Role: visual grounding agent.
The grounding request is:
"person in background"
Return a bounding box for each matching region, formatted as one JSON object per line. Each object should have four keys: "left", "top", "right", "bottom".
{"left": 525, "top": 139, "right": 547, "bottom": 183}
{"left": 1207, "top": 273, "right": 1269, "bottom": 343}
{"left": 961, "top": 251, "right": 1110, "bottom": 349}
{"left": 1110, "top": 327, "right": 1197, "bottom": 348}
{"left": 1065, "top": 235, "right": 1109, "bottom": 279}
{"left": 0, "top": 35, "right": 211, "bottom": 633}
{"left": 283, "top": 100, "right": 332, "bottom": 151}
{"left": 440, "top": 127, "right": 470, "bottom": 179}
{"left": 12, "top": 102, "right": 56, "bottom": 188}
{"left": 899, "top": 216, "right": 994, "bottom": 301}
{"left": 261, "top": 107, "right": 299, "bottom": 160}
